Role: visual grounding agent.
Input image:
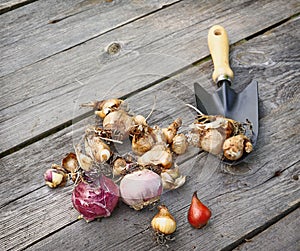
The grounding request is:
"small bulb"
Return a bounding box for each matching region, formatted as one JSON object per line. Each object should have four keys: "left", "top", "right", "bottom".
{"left": 44, "top": 167, "right": 68, "bottom": 188}
{"left": 223, "top": 134, "right": 253, "bottom": 160}
{"left": 113, "top": 158, "right": 127, "bottom": 176}
{"left": 151, "top": 205, "right": 176, "bottom": 235}
{"left": 200, "top": 129, "right": 225, "bottom": 155}
{"left": 162, "top": 118, "right": 182, "bottom": 144}
{"left": 188, "top": 191, "right": 211, "bottom": 229}
{"left": 171, "top": 133, "right": 188, "bottom": 155}
{"left": 62, "top": 153, "right": 78, "bottom": 173}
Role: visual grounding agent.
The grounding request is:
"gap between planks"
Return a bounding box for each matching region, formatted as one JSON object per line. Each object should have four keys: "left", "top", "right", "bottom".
{"left": 0, "top": 0, "right": 38, "bottom": 15}
{"left": 221, "top": 201, "right": 300, "bottom": 251}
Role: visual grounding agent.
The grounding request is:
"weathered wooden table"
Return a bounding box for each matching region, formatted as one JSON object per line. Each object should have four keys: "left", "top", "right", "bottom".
{"left": 1, "top": 1, "right": 299, "bottom": 250}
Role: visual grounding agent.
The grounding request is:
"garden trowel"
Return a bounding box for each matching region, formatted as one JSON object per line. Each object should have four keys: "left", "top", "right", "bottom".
{"left": 194, "top": 25, "right": 259, "bottom": 165}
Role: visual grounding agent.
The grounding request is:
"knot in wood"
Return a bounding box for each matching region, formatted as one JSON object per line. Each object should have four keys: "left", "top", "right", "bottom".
{"left": 107, "top": 42, "right": 121, "bottom": 55}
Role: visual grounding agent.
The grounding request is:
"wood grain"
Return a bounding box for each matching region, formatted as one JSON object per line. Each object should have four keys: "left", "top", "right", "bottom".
{"left": 233, "top": 208, "right": 300, "bottom": 251}
{"left": 0, "top": 0, "right": 180, "bottom": 76}
{"left": 1, "top": 18, "right": 299, "bottom": 250}
{"left": 1, "top": 0, "right": 299, "bottom": 154}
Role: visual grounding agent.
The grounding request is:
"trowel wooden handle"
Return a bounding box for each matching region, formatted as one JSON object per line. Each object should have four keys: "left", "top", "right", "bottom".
{"left": 208, "top": 25, "right": 234, "bottom": 84}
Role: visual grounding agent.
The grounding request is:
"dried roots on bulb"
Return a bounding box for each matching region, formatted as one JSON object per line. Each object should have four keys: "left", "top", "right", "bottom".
{"left": 188, "top": 114, "right": 253, "bottom": 161}
{"left": 130, "top": 118, "right": 155, "bottom": 156}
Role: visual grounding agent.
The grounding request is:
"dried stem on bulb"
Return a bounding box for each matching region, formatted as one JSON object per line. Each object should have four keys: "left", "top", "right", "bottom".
{"left": 81, "top": 98, "right": 123, "bottom": 118}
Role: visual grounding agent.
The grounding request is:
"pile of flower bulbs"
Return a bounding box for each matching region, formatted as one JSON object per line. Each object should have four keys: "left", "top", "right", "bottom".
{"left": 45, "top": 99, "right": 188, "bottom": 221}
{"left": 44, "top": 98, "right": 253, "bottom": 223}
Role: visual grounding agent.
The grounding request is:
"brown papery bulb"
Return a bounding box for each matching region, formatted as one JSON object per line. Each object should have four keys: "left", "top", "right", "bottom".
{"left": 171, "top": 133, "right": 188, "bottom": 155}
{"left": 112, "top": 158, "right": 127, "bottom": 176}
{"left": 223, "top": 134, "right": 253, "bottom": 160}
{"left": 151, "top": 205, "right": 176, "bottom": 235}
{"left": 84, "top": 135, "right": 111, "bottom": 163}
{"left": 200, "top": 128, "right": 225, "bottom": 155}
{"left": 62, "top": 152, "right": 78, "bottom": 173}
{"left": 162, "top": 118, "right": 182, "bottom": 144}
{"left": 137, "top": 144, "right": 172, "bottom": 169}
{"left": 160, "top": 166, "right": 186, "bottom": 190}
{"left": 132, "top": 132, "right": 155, "bottom": 156}
{"left": 188, "top": 191, "right": 211, "bottom": 229}
{"left": 81, "top": 99, "right": 123, "bottom": 118}
{"left": 103, "top": 110, "right": 135, "bottom": 139}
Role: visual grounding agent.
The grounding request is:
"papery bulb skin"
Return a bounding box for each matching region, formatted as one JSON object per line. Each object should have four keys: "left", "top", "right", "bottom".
{"left": 137, "top": 144, "right": 172, "bottom": 169}
{"left": 62, "top": 152, "right": 78, "bottom": 173}
{"left": 160, "top": 167, "right": 186, "bottom": 190}
{"left": 120, "top": 169, "right": 163, "bottom": 210}
{"left": 188, "top": 191, "right": 211, "bottom": 229}
{"left": 72, "top": 175, "right": 119, "bottom": 222}
{"left": 171, "top": 133, "right": 188, "bottom": 155}
{"left": 151, "top": 205, "right": 176, "bottom": 235}
{"left": 223, "top": 134, "right": 253, "bottom": 161}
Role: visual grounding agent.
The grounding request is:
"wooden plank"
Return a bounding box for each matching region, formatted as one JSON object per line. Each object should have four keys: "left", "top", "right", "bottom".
{"left": 1, "top": 0, "right": 299, "bottom": 154}
{"left": 0, "top": 0, "right": 180, "bottom": 76}
{"left": 1, "top": 18, "right": 300, "bottom": 250}
{"left": 233, "top": 209, "right": 300, "bottom": 251}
